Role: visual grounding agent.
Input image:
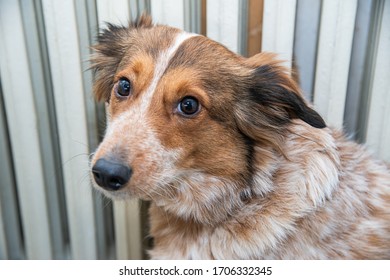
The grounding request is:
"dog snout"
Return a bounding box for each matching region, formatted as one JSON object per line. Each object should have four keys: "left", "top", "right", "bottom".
{"left": 92, "top": 158, "right": 132, "bottom": 191}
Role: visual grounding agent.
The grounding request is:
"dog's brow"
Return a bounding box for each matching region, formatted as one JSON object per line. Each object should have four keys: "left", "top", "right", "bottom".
{"left": 105, "top": 31, "right": 198, "bottom": 140}
{"left": 139, "top": 31, "right": 199, "bottom": 113}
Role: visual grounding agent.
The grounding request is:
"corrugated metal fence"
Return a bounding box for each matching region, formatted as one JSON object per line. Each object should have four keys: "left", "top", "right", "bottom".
{"left": 0, "top": 0, "right": 389, "bottom": 260}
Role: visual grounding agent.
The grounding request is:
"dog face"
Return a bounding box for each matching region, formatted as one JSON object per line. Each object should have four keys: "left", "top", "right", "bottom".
{"left": 90, "top": 16, "right": 325, "bottom": 224}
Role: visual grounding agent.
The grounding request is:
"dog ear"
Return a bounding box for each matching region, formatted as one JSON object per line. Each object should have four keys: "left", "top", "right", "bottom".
{"left": 90, "top": 15, "right": 153, "bottom": 102}
{"left": 234, "top": 53, "right": 325, "bottom": 146}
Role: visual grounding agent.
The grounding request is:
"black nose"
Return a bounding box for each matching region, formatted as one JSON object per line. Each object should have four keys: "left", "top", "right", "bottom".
{"left": 92, "top": 158, "right": 132, "bottom": 191}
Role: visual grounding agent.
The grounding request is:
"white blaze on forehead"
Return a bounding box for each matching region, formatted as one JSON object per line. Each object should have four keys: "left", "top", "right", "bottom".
{"left": 139, "top": 31, "right": 199, "bottom": 113}
{"left": 105, "top": 31, "right": 198, "bottom": 137}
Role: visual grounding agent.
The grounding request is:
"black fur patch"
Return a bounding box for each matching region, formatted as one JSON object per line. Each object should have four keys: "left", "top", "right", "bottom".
{"left": 249, "top": 66, "right": 326, "bottom": 129}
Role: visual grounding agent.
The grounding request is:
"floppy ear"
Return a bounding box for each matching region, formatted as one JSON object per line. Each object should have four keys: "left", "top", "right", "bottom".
{"left": 235, "top": 53, "right": 325, "bottom": 147}
{"left": 90, "top": 15, "right": 153, "bottom": 102}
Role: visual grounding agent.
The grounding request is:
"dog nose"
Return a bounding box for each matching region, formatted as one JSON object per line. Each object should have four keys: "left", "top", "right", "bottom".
{"left": 92, "top": 158, "right": 132, "bottom": 191}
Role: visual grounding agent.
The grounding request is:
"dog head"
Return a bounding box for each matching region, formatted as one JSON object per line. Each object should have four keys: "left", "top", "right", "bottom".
{"left": 90, "top": 15, "right": 325, "bottom": 224}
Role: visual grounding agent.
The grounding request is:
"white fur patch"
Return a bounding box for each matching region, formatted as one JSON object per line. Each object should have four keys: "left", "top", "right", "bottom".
{"left": 139, "top": 31, "right": 198, "bottom": 114}
{"left": 106, "top": 31, "right": 198, "bottom": 137}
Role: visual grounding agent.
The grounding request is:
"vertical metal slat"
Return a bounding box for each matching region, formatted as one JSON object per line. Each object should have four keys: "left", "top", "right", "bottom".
{"left": 207, "top": 0, "right": 241, "bottom": 53}
{"left": 41, "top": 0, "right": 99, "bottom": 259}
{"left": 0, "top": 0, "right": 53, "bottom": 259}
{"left": 293, "top": 0, "right": 322, "bottom": 101}
{"left": 0, "top": 84, "right": 24, "bottom": 260}
{"left": 20, "top": 0, "right": 69, "bottom": 259}
{"left": 364, "top": 0, "right": 390, "bottom": 161}
{"left": 356, "top": 0, "right": 386, "bottom": 143}
{"left": 151, "top": 0, "right": 185, "bottom": 29}
{"left": 343, "top": 0, "right": 374, "bottom": 137}
{"left": 97, "top": 0, "right": 131, "bottom": 28}
{"left": 184, "top": 0, "right": 201, "bottom": 33}
{"left": 313, "top": 0, "right": 358, "bottom": 128}
{"left": 262, "top": 0, "right": 297, "bottom": 69}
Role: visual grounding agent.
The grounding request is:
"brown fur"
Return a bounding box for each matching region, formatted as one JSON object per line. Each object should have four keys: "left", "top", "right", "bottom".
{"left": 90, "top": 15, "right": 390, "bottom": 259}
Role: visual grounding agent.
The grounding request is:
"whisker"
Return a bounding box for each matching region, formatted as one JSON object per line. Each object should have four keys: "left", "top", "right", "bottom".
{"left": 62, "top": 153, "right": 90, "bottom": 166}
{"left": 78, "top": 171, "right": 91, "bottom": 186}
{"left": 70, "top": 139, "right": 89, "bottom": 148}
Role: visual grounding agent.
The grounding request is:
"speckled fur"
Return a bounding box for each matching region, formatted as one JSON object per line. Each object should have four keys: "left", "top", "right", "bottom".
{"left": 90, "top": 16, "right": 390, "bottom": 259}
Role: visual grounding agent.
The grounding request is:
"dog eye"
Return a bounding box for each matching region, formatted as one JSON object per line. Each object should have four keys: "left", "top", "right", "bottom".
{"left": 116, "top": 78, "right": 131, "bottom": 97}
{"left": 177, "top": 96, "right": 200, "bottom": 116}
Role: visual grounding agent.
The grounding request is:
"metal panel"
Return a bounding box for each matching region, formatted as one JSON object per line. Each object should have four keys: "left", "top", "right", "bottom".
{"left": 130, "top": 0, "right": 151, "bottom": 18}
{"left": 313, "top": 0, "right": 358, "bottom": 128}
{"left": 75, "top": 0, "right": 100, "bottom": 150}
{"left": 97, "top": 0, "right": 131, "bottom": 27}
{"left": 129, "top": 0, "right": 139, "bottom": 19}
{"left": 0, "top": 194, "right": 6, "bottom": 259}
{"left": 343, "top": 0, "right": 374, "bottom": 137}
{"left": 184, "top": 0, "right": 202, "bottom": 33}
{"left": 207, "top": 0, "right": 241, "bottom": 53}
{"left": 20, "top": 0, "right": 69, "bottom": 259}
{"left": 0, "top": 84, "right": 24, "bottom": 260}
{"left": 364, "top": 0, "right": 390, "bottom": 161}
{"left": 0, "top": 0, "right": 53, "bottom": 259}
{"left": 262, "top": 0, "right": 297, "bottom": 69}
{"left": 114, "top": 201, "right": 142, "bottom": 259}
{"left": 151, "top": 0, "right": 184, "bottom": 29}
{"left": 238, "top": 0, "right": 249, "bottom": 56}
{"left": 356, "top": 0, "right": 386, "bottom": 143}
{"left": 41, "top": 0, "right": 98, "bottom": 259}
{"left": 293, "top": 0, "right": 321, "bottom": 101}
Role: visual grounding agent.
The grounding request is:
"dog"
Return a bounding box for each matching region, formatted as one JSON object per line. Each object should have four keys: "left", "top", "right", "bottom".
{"left": 90, "top": 15, "right": 390, "bottom": 259}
